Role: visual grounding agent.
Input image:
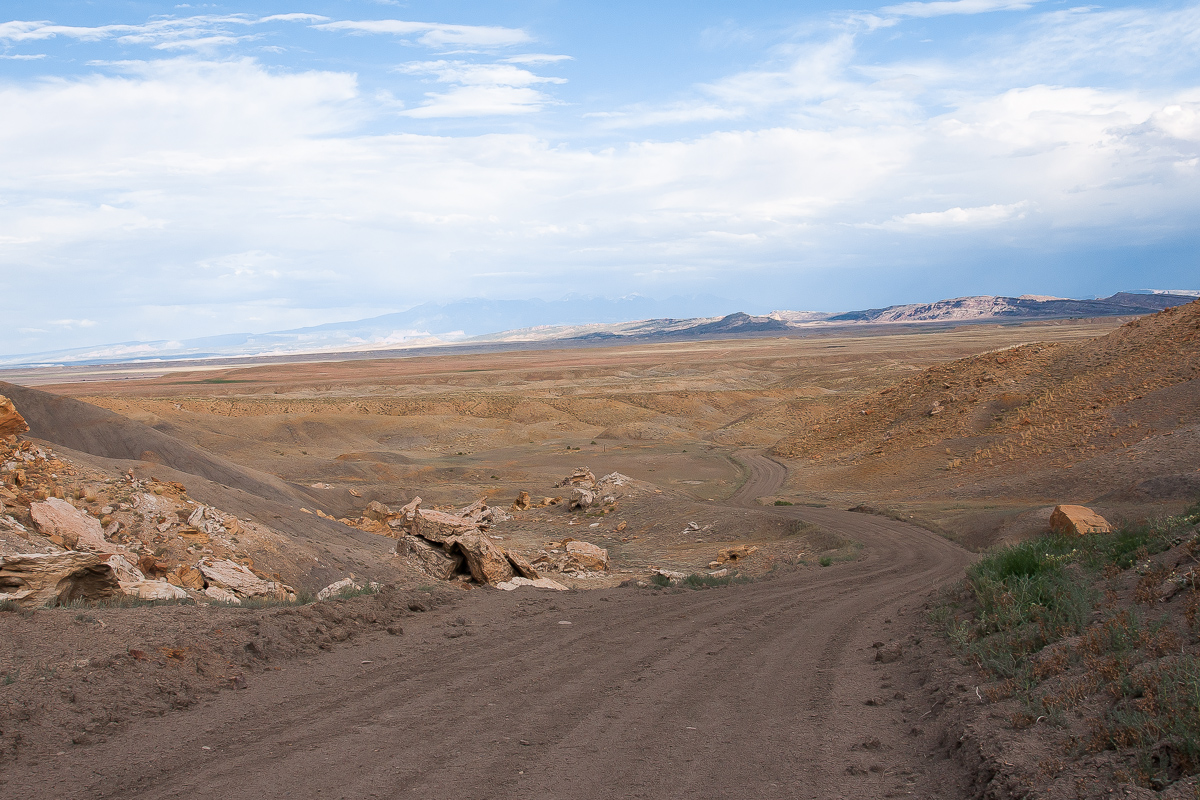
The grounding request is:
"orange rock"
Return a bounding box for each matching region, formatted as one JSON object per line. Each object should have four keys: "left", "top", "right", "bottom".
{"left": 1049, "top": 505, "right": 1111, "bottom": 535}
{"left": 504, "top": 549, "right": 540, "bottom": 579}
{"left": 0, "top": 396, "right": 29, "bottom": 440}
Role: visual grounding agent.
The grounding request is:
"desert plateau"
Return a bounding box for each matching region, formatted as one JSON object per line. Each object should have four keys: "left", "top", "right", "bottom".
{"left": 0, "top": 302, "right": 1197, "bottom": 798}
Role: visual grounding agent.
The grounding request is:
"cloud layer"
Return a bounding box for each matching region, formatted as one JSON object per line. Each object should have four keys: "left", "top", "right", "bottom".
{"left": 0, "top": 3, "right": 1197, "bottom": 354}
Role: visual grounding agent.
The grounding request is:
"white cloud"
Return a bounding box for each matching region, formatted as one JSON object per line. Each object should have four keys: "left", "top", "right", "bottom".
{"left": 881, "top": 0, "right": 1040, "bottom": 18}
{"left": 2, "top": 3, "right": 1200, "bottom": 353}
{"left": 401, "top": 84, "right": 555, "bottom": 117}
{"left": 878, "top": 202, "right": 1031, "bottom": 229}
{"left": 312, "top": 19, "right": 531, "bottom": 48}
{"left": 0, "top": 53, "right": 45, "bottom": 59}
{"left": 503, "top": 53, "right": 572, "bottom": 65}
{"left": 396, "top": 60, "right": 565, "bottom": 87}
{"left": 0, "top": 13, "right": 327, "bottom": 51}
{"left": 259, "top": 14, "right": 329, "bottom": 24}
{"left": 395, "top": 59, "right": 566, "bottom": 116}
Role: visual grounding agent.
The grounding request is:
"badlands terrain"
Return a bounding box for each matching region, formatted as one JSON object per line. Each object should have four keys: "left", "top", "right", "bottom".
{"left": 1, "top": 303, "right": 1199, "bottom": 798}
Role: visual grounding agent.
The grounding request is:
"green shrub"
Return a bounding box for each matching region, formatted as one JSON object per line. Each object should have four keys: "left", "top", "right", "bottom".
{"left": 681, "top": 572, "right": 749, "bottom": 589}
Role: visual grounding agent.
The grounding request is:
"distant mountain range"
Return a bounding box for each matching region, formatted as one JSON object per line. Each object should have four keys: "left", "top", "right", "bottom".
{"left": 1, "top": 291, "right": 1196, "bottom": 369}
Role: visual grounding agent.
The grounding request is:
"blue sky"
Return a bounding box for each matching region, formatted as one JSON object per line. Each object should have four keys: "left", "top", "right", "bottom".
{"left": 1, "top": 0, "right": 1198, "bottom": 354}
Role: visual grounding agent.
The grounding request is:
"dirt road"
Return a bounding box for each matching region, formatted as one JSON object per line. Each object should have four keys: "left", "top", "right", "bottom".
{"left": 4, "top": 454, "right": 974, "bottom": 799}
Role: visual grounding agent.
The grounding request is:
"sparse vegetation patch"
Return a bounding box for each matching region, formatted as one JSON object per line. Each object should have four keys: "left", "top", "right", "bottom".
{"left": 939, "top": 500, "right": 1200, "bottom": 791}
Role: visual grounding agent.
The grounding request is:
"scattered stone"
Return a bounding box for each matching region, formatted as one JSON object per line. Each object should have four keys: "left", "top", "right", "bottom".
{"left": 558, "top": 467, "right": 597, "bottom": 488}
{"left": 569, "top": 487, "right": 597, "bottom": 510}
{"left": 504, "top": 550, "right": 541, "bottom": 580}
{"left": 317, "top": 577, "right": 362, "bottom": 600}
{"left": 716, "top": 544, "right": 759, "bottom": 564}
{"left": 511, "top": 490, "right": 531, "bottom": 511}
{"left": 1049, "top": 505, "right": 1112, "bottom": 535}
{"left": 30, "top": 498, "right": 118, "bottom": 554}
{"left": 565, "top": 540, "right": 609, "bottom": 571}
{"left": 364, "top": 501, "right": 394, "bottom": 522}
{"left": 875, "top": 642, "right": 904, "bottom": 664}
{"left": 652, "top": 568, "right": 687, "bottom": 582}
{"left": 0, "top": 552, "right": 120, "bottom": 607}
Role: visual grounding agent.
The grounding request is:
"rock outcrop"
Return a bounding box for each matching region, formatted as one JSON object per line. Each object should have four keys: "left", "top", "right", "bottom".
{"left": 558, "top": 467, "right": 597, "bottom": 488}
{"left": 1049, "top": 505, "right": 1112, "bottom": 535}
{"left": 0, "top": 396, "right": 28, "bottom": 441}
{"left": 400, "top": 535, "right": 464, "bottom": 580}
{"left": 412, "top": 509, "right": 479, "bottom": 543}
{"left": 446, "top": 531, "right": 514, "bottom": 585}
{"left": 532, "top": 539, "right": 610, "bottom": 574}
{"left": 198, "top": 557, "right": 293, "bottom": 600}
{"left": 565, "top": 540, "right": 608, "bottom": 571}
{"left": 317, "top": 577, "right": 362, "bottom": 600}
{"left": 0, "top": 552, "right": 120, "bottom": 607}
{"left": 30, "top": 498, "right": 119, "bottom": 554}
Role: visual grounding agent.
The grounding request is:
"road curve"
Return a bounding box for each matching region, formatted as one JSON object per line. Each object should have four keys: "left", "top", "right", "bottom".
{"left": 6, "top": 453, "right": 974, "bottom": 799}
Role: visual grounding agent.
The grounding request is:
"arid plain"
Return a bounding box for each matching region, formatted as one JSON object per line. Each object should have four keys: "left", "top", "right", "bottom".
{"left": 3, "top": 306, "right": 1199, "bottom": 799}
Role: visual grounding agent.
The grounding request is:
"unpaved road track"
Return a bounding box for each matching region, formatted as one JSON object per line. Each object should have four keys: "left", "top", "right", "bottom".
{"left": 5, "top": 452, "right": 974, "bottom": 799}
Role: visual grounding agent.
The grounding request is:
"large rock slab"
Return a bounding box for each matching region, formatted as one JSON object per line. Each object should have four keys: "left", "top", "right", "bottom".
{"left": 446, "top": 531, "right": 514, "bottom": 585}
{"left": 0, "top": 396, "right": 29, "bottom": 440}
{"left": 0, "top": 552, "right": 119, "bottom": 607}
{"left": 413, "top": 509, "right": 480, "bottom": 544}
{"left": 30, "top": 498, "right": 117, "bottom": 553}
{"left": 317, "top": 577, "right": 362, "bottom": 600}
{"left": 198, "top": 557, "right": 277, "bottom": 598}
{"left": 122, "top": 580, "right": 188, "bottom": 601}
{"left": 399, "top": 535, "right": 463, "bottom": 580}
{"left": 495, "top": 576, "right": 568, "bottom": 591}
{"left": 1049, "top": 505, "right": 1112, "bottom": 535}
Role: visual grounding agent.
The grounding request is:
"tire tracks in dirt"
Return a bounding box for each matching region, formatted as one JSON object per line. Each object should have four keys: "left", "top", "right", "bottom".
{"left": 4, "top": 451, "right": 975, "bottom": 799}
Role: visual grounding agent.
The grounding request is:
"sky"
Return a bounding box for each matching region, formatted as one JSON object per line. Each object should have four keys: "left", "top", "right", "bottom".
{"left": 1, "top": 0, "right": 1198, "bottom": 355}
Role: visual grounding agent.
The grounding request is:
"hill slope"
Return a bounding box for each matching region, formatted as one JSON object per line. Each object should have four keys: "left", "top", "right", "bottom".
{"left": 772, "top": 299, "right": 1200, "bottom": 536}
